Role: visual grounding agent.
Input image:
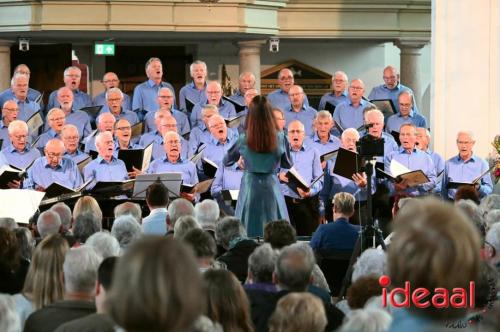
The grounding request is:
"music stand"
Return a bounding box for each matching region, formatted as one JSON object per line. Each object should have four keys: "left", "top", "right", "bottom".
{"left": 132, "top": 173, "right": 182, "bottom": 199}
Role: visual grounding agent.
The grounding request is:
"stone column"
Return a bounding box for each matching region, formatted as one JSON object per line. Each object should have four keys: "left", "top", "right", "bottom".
{"left": 0, "top": 41, "right": 12, "bottom": 91}
{"left": 238, "top": 40, "right": 266, "bottom": 91}
{"left": 395, "top": 40, "right": 428, "bottom": 112}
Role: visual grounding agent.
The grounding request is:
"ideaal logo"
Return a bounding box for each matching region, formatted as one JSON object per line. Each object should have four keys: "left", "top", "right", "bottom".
{"left": 378, "top": 275, "right": 475, "bottom": 309}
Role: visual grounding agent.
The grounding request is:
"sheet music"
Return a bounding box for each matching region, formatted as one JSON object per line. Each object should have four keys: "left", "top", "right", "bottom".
{"left": 0, "top": 189, "right": 45, "bottom": 224}
{"left": 141, "top": 143, "right": 153, "bottom": 171}
{"left": 390, "top": 159, "right": 411, "bottom": 178}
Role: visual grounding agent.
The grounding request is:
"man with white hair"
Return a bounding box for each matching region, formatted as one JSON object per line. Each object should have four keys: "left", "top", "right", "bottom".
{"left": 84, "top": 112, "right": 116, "bottom": 153}
{"left": 25, "top": 138, "right": 82, "bottom": 190}
{"left": 47, "top": 66, "right": 92, "bottom": 111}
{"left": 190, "top": 81, "right": 236, "bottom": 128}
{"left": 442, "top": 131, "right": 493, "bottom": 200}
{"left": 188, "top": 104, "right": 218, "bottom": 156}
{"left": 49, "top": 87, "right": 92, "bottom": 139}
{"left": 167, "top": 198, "right": 195, "bottom": 234}
{"left": 34, "top": 108, "right": 66, "bottom": 149}
{"left": 93, "top": 72, "right": 131, "bottom": 110}
{"left": 61, "top": 124, "right": 89, "bottom": 164}
{"left": 144, "top": 87, "right": 189, "bottom": 135}
{"left": 9, "top": 73, "right": 41, "bottom": 122}
{"left": 86, "top": 232, "right": 121, "bottom": 258}
{"left": 36, "top": 210, "right": 61, "bottom": 239}
{"left": 0, "top": 100, "right": 19, "bottom": 144}
{"left": 24, "top": 246, "right": 101, "bottom": 332}
{"left": 98, "top": 87, "right": 138, "bottom": 125}
{"left": 230, "top": 71, "right": 256, "bottom": 105}
{"left": 319, "top": 71, "right": 349, "bottom": 111}
{"left": 305, "top": 111, "right": 341, "bottom": 169}
{"left": 194, "top": 199, "right": 220, "bottom": 232}
{"left": 83, "top": 131, "right": 128, "bottom": 188}
{"left": 141, "top": 114, "right": 189, "bottom": 161}
{"left": 334, "top": 79, "right": 374, "bottom": 132}
{"left": 111, "top": 215, "right": 142, "bottom": 249}
{"left": 0, "top": 64, "right": 41, "bottom": 107}
{"left": 3, "top": 120, "right": 40, "bottom": 169}
{"left": 285, "top": 85, "right": 317, "bottom": 136}
{"left": 51, "top": 202, "right": 73, "bottom": 235}
{"left": 179, "top": 60, "right": 208, "bottom": 112}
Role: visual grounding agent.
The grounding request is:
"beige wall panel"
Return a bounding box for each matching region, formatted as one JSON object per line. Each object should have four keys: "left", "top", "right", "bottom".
{"left": 41, "top": 4, "right": 107, "bottom": 29}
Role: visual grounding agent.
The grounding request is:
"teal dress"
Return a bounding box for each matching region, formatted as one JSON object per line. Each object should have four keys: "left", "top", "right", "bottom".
{"left": 224, "top": 132, "right": 291, "bottom": 237}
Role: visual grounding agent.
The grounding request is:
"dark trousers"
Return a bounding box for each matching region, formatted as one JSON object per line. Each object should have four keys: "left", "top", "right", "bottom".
{"left": 285, "top": 195, "right": 320, "bottom": 236}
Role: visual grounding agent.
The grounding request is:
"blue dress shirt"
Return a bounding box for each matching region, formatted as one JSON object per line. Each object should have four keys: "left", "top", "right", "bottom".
{"left": 190, "top": 100, "right": 236, "bottom": 128}
{"left": 267, "top": 89, "right": 310, "bottom": 112}
{"left": 93, "top": 92, "right": 132, "bottom": 110}
{"left": 35, "top": 129, "right": 61, "bottom": 150}
{"left": 44, "top": 109, "right": 92, "bottom": 140}
{"left": 211, "top": 165, "right": 244, "bottom": 196}
{"left": 147, "top": 158, "right": 198, "bottom": 186}
{"left": 132, "top": 79, "right": 176, "bottom": 114}
{"left": 198, "top": 130, "right": 239, "bottom": 171}
{"left": 14, "top": 98, "right": 41, "bottom": 124}
{"left": 385, "top": 111, "right": 427, "bottom": 134}
{"left": 144, "top": 109, "right": 190, "bottom": 136}
{"left": 368, "top": 82, "right": 418, "bottom": 113}
{"left": 64, "top": 149, "right": 89, "bottom": 165}
{"left": 384, "top": 147, "right": 437, "bottom": 196}
{"left": 0, "top": 87, "right": 42, "bottom": 108}
{"left": 309, "top": 217, "right": 360, "bottom": 251}
{"left": 83, "top": 156, "right": 129, "bottom": 188}
{"left": 47, "top": 89, "right": 92, "bottom": 111}
{"left": 188, "top": 124, "right": 212, "bottom": 156}
{"left": 333, "top": 99, "right": 374, "bottom": 132}
{"left": 0, "top": 122, "right": 9, "bottom": 145}
{"left": 441, "top": 154, "right": 493, "bottom": 200}
{"left": 283, "top": 105, "right": 318, "bottom": 136}
{"left": 318, "top": 91, "right": 349, "bottom": 110}
{"left": 142, "top": 208, "right": 168, "bottom": 235}
{"left": 0, "top": 150, "right": 7, "bottom": 166}
{"left": 25, "top": 156, "right": 82, "bottom": 189}
{"left": 139, "top": 131, "right": 189, "bottom": 161}
{"left": 424, "top": 149, "right": 445, "bottom": 194}
{"left": 1, "top": 143, "right": 40, "bottom": 169}
{"left": 280, "top": 143, "right": 323, "bottom": 199}
{"left": 179, "top": 82, "right": 207, "bottom": 112}
{"left": 98, "top": 106, "right": 139, "bottom": 126}
{"left": 305, "top": 133, "right": 341, "bottom": 155}
{"left": 229, "top": 90, "right": 245, "bottom": 106}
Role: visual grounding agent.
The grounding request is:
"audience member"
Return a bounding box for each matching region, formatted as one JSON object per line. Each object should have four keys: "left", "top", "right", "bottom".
{"left": 338, "top": 308, "right": 392, "bottom": 332}
{"left": 36, "top": 210, "right": 62, "bottom": 239}
{"left": 268, "top": 293, "right": 327, "bottom": 332}
{"left": 73, "top": 196, "right": 103, "bottom": 225}
{"left": 455, "top": 185, "right": 481, "bottom": 204}
{"left": 86, "top": 232, "right": 121, "bottom": 258}
{"left": 0, "top": 294, "right": 20, "bottom": 332}
{"left": 142, "top": 181, "right": 169, "bottom": 235}
{"left": 173, "top": 215, "right": 200, "bottom": 239}
{"left": 0, "top": 228, "right": 29, "bottom": 294}
{"left": 195, "top": 199, "right": 220, "bottom": 232}
{"left": 0, "top": 217, "right": 18, "bottom": 230}
{"left": 215, "top": 217, "right": 258, "bottom": 283}
{"left": 50, "top": 203, "right": 73, "bottom": 235}
{"left": 111, "top": 215, "right": 142, "bottom": 249}
{"left": 485, "top": 209, "right": 500, "bottom": 231}
{"left": 346, "top": 276, "right": 383, "bottom": 309}
{"left": 167, "top": 198, "right": 195, "bottom": 235}
{"left": 24, "top": 246, "right": 101, "bottom": 332}
{"left": 182, "top": 228, "right": 219, "bottom": 272}
{"left": 14, "top": 227, "right": 34, "bottom": 262}
{"left": 263, "top": 220, "right": 296, "bottom": 249}
{"left": 72, "top": 213, "right": 102, "bottom": 244}
{"left": 203, "top": 269, "right": 254, "bottom": 332}
{"left": 351, "top": 248, "right": 387, "bottom": 283}
{"left": 480, "top": 194, "right": 500, "bottom": 215}
{"left": 455, "top": 199, "right": 486, "bottom": 240}
{"left": 113, "top": 201, "right": 142, "bottom": 223}
{"left": 107, "top": 237, "right": 204, "bottom": 332}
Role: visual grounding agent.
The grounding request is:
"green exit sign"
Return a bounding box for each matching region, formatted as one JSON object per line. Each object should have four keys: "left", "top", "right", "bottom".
{"left": 95, "top": 43, "right": 115, "bottom": 56}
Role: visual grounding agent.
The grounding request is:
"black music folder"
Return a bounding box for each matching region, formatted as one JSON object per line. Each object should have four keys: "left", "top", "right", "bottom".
{"left": 225, "top": 114, "right": 246, "bottom": 129}
{"left": 117, "top": 143, "right": 153, "bottom": 172}
{"left": 222, "top": 96, "right": 246, "bottom": 113}
{"left": 285, "top": 167, "right": 324, "bottom": 195}
{"left": 80, "top": 105, "right": 103, "bottom": 118}
{"left": 370, "top": 99, "right": 397, "bottom": 119}
{"left": 324, "top": 101, "right": 335, "bottom": 116}
{"left": 0, "top": 163, "right": 32, "bottom": 189}
{"left": 445, "top": 166, "right": 493, "bottom": 189}
{"left": 202, "top": 158, "right": 218, "bottom": 178}
{"left": 390, "top": 130, "right": 401, "bottom": 146}
{"left": 90, "top": 179, "right": 135, "bottom": 195}
{"left": 332, "top": 148, "right": 364, "bottom": 180}
{"left": 77, "top": 156, "right": 92, "bottom": 173}
{"left": 44, "top": 179, "right": 92, "bottom": 199}
{"left": 185, "top": 98, "right": 196, "bottom": 114}
{"left": 180, "top": 178, "right": 214, "bottom": 194}
{"left": 320, "top": 149, "right": 338, "bottom": 163}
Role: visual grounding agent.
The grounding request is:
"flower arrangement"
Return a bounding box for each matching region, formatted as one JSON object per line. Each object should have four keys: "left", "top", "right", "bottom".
{"left": 492, "top": 135, "right": 500, "bottom": 184}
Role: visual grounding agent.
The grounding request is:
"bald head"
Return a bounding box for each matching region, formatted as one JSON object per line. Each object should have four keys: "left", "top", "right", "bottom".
{"left": 45, "top": 139, "right": 66, "bottom": 168}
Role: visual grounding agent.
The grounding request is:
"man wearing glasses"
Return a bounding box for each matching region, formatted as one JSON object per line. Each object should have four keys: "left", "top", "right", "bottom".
{"left": 0, "top": 100, "right": 19, "bottom": 144}
{"left": 93, "top": 72, "right": 131, "bottom": 110}
{"left": 144, "top": 87, "right": 189, "bottom": 135}
{"left": 333, "top": 79, "right": 374, "bottom": 132}
{"left": 2, "top": 120, "right": 40, "bottom": 169}
{"left": 34, "top": 108, "right": 66, "bottom": 150}
{"left": 47, "top": 66, "right": 92, "bottom": 111}
{"left": 98, "top": 87, "right": 138, "bottom": 126}
{"left": 61, "top": 124, "right": 89, "bottom": 164}
{"left": 190, "top": 81, "right": 236, "bottom": 128}
{"left": 140, "top": 114, "right": 189, "bottom": 161}
{"left": 267, "top": 68, "right": 310, "bottom": 112}
{"left": 318, "top": 71, "right": 349, "bottom": 111}
{"left": 25, "top": 138, "right": 82, "bottom": 190}
{"left": 385, "top": 91, "right": 427, "bottom": 135}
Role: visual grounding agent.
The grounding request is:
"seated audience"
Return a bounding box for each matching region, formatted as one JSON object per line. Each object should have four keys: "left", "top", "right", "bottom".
{"left": 14, "top": 227, "right": 34, "bottom": 262}
{"left": 167, "top": 198, "right": 195, "bottom": 235}
{"left": 113, "top": 202, "right": 142, "bottom": 224}
{"left": 73, "top": 196, "right": 103, "bottom": 226}
{"left": 338, "top": 308, "right": 392, "bottom": 332}
{"left": 24, "top": 246, "right": 102, "bottom": 332}
{"left": 36, "top": 211, "right": 62, "bottom": 239}
{"left": 346, "top": 276, "right": 383, "bottom": 309}
{"left": 351, "top": 248, "right": 387, "bottom": 283}
{"left": 142, "top": 182, "right": 169, "bottom": 235}
{"left": 111, "top": 215, "right": 142, "bottom": 250}
{"left": 182, "top": 228, "right": 219, "bottom": 272}
{"left": 86, "top": 232, "right": 121, "bottom": 259}
{"left": 455, "top": 185, "right": 481, "bottom": 204}
{"left": 455, "top": 199, "right": 486, "bottom": 241}
{"left": 0, "top": 217, "right": 17, "bottom": 230}
{"left": 0, "top": 228, "right": 29, "bottom": 294}
{"left": 215, "top": 217, "right": 258, "bottom": 283}
{"left": 50, "top": 202, "right": 73, "bottom": 235}
{"left": 173, "top": 215, "right": 200, "bottom": 240}
{"left": 72, "top": 213, "right": 102, "bottom": 245}
{"left": 203, "top": 269, "right": 254, "bottom": 332}
{"left": 194, "top": 199, "right": 220, "bottom": 232}
{"left": 263, "top": 219, "right": 297, "bottom": 250}
{"left": 107, "top": 237, "right": 204, "bottom": 332}
{"left": 484, "top": 209, "right": 500, "bottom": 231}
{"left": 268, "top": 293, "right": 327, "bottom": 332}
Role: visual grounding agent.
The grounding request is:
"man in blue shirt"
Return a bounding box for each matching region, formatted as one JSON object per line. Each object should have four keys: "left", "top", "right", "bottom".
{"left": 61, "top": 124, "right": 89, "bottom": 165}
{"left": 267, "top": 68, "right": 309, "bottom": 112}
{"left": 279, "top": 120, "right": 323, "bottom": 235}
{"left": 2, "top": 120, "right": 40, "bottom": 169}
{"left": 190, "top": 81, "right": 236, "bottom": 128}
{"left": 318, "top": 71, "right": 349, "bottom": 111}
{"left": 178, "top": 60, "right": 208, "bottom": 113}
{"left": 114, "top": 119, "right": 142, "bottom": 154}
{"left": 93, "top": 72, "right": 131, "bottom": 110}
{"left": 368, "top": 65, "right": 418, "bottom": 113}
{"left": 144, "top": 87, "right": 189, "bottom": 135}
{"left": 0, "top": 64, "right": 42, "bottom": 108}
{"left": 188, "top": 104, "right": 218, "bottom": 156}
{"left": 384, "top": 123, "right": 437, "bottom": 196}
{"left": 0, "top": 100, "right": 19, "bottom": 144}
{"left": 132, "top": 57, "right": 176, "bottom": 118}
{"left": 83, "top": 131, "right": 129, "bottom": 189}
{"left": 142, "top": 182, "right": 169, "bottom": 235}
{"left": 140, "top": 114, "right": 189, "bottom": 161}
{"left": 49, "top": 87, "right": 92, "bottom": 140}
{"left": 385, "top": 91, "right": 427, "bottom": 134}
{"left": 334, "top": 79, "right": 374, "bottom": 132}
{"left": 305, "top": 111, "right": 341, "bottom": 170}
{"left": 10, "top": 73, "right": 41, "bottom": 123}
{"left": 442, "top": 131, "right": 493, "bottom": 200}
{"left": 47, "top": 66, "right": 92, "bottom": 111}
{"left": 84, "top": 112, "right": 116, "bottom": 154}
{"left": 230, "top": 71, "right": 256, "bottom": 105}
{"left": 283, "top": 85, "right": 317, "bottom": 136}
{"left": 35, "top": 108, "right": 66, "bottom": 150}
{"left": 147, "top": 131, "right": 198, "bottom": 203}
{"left": 416, "top": 127, "right": 444, "bottom": 194}
{"left": 25, "top": 138, "right": 82, "bottom": 190}
{"left": 310, "top": 192, "right": 360, "bottom": 252}
{"left": 98, "top": 87, "right": 138, "bottom": 126}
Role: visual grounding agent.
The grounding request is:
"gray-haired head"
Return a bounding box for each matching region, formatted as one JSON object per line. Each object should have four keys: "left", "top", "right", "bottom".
{"left": 63, "top": 66, "right": 81, "bottom": 77}
{"left": 0, "top": 294, "right": 20, "bottom": 332}
{"left": 114, "top": 202, "right": 142, "bottom": 224}
{"left": 111, "top": 215, "right": 142, "bottom": 249}
{"left": 190, "top": 60, "right": 207, "bottom": 77}
{"left": 63, "top": 246, "right": 102, "bottom": 294}
{"left": 105, "top": 87, "right": 124, "bottom": 101}
{"left": 484, "top": 210, "right": 500, "bottom": 230}
{"left": 86, "top": 231, "right": 121, "bottom": 259}
{"left": 173, "top": 215, "right": 200, "bottom": 240}
{"left": 455, "top": 199, "right": 486, "bottom": 239}
{"left": 51, "top": 202, "right": 72, "bottom": 233}
{"left": 0, "top": 217, "right": 17, "bottom": 230}
{"left": 8, "top": 119, "right": 28, "bottom": 135}
{"left": 248, "top": 243, "right": 277, "bottom": 283}
{"left": 215, "top": 217, "right": 246, "bottom": 249}
{"left": 194, "top": 199, "right": 220, "bottom": 231}
{"left": 37, "top": 210, "right": 61, "bottom": 239}
{"left": 486, "top": 223, "right": 500, "bottom": 258}
{"left": 168, "top": 198, "right": 195, "bottom": 228}
{"left": 275, "top": 242, "right": 316, "bottom": 291}
{"left": 10, "top": 72, "right": 29, "bottom": 86}
{"left": 73, "top": 212, "right": 102, "bottom": 243}
{"left": 480, "top": 194, "right": 500, "bottom": 214}
{"left": 338, "top": 308, "right": 392, "bottom": 332}
{"left": 315, "top": 110, "right": 333, "bottom": 122}
{"left": 352, "top": 248, "right": 387, "bottom": 283}
{"left": 15, "top": 227, "right": 34, "bottom": 261}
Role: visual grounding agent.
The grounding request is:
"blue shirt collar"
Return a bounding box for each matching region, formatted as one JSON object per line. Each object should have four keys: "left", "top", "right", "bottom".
{"left": 383, "top": 82, "right": 402, "bottom": 91}
{"left": 397, "top": 110, "right": 415, "bottom": 118}
{"left": 313, "top": 133, "right": 335, "bottom": 144}
{"left": 349, "top": 98, "right": 367, "bottom": 107}
{"left": 456, "top": 154, "right": 477, "bottom": 163}
{"left": 97, "top": 155, "right": 117, "bottom": 164}
{"left": 43, "top": 157, "right": 64, "bottom": 170}
{"left": 398, "top": 146, "right": 419, "bottom": 154}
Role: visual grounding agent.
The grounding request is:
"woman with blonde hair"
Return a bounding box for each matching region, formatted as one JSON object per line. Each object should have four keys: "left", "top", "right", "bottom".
{"left": 73, "top": 195, "right": 103, "bottom": 222}
{"left": 13, "top": 234, "right": 69, "bottom": 329}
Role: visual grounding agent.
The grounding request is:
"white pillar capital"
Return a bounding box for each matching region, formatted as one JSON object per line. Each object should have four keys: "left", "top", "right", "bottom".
{"left": 0, "top": 41, "right": 13, "bottom": 91}
{"left": 238, "top": 40, "right": 266, "bottom": 91}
